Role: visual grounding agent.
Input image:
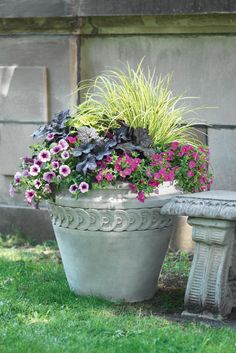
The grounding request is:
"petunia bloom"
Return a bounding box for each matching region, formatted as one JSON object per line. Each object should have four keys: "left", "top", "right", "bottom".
{"left": 34, "top": 179, "right": 42, "bottom": 189}
{"left": 79, "top": 182, "right": 89, "bottom": 193}
{"left": 61, "top": 151, "right": 70, "bottom": 160}
{"left": 69, "top": 183, "right": 79, "bottom": 194}
{"left": 14, "top": 172, "right": 21, "bottom": 184}
{"left": 58, "top": 139, "right": 69, "bottom": 150}
{"left": 29, "top": 164, "right": 41, "bottom": 176}
{"left": 59, "top": 165, "right": 71, "bottom": 177}
{"left": 43, "top": 171, "right": 56, "bottom": 183}
{"left": 38, "top": 150, "right": 51, "bottom": 162}
{"left": 25, "top": 189, "right": 35, "bottom": 204}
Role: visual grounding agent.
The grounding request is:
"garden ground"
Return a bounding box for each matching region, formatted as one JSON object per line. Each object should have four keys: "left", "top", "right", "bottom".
{"left": 0, "top": 234, "right": 235, "bottom": 353}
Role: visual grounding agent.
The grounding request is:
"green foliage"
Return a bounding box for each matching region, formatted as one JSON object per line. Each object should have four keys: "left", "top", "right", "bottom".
{"left": 71, "top": 62, "right": 200, "bottom": 147}
{"left": 0, "top": 243, "right": 235, "bottom": 353}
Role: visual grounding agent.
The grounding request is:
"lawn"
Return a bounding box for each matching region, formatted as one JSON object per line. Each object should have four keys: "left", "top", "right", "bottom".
{"left": 0, "top": 235, "right": 235, "bottom": 353}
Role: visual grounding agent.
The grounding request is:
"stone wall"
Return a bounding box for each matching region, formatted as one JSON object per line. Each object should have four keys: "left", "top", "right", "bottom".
{"left": 0, "top": 3, "right": 236, "bottom": 242}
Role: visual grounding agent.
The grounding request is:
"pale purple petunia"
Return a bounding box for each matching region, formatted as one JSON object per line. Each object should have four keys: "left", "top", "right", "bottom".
{"left": 59, "top": 165, "right": 71, "bottom": 177}
{"left": 79, "top": 182, "right": 89, "bottom": 193}
{"left": 44, "top": 184, "right": 52, "bottom": 193}
{"left": 61, "top": 151, "right": 70, "bottom": 160}
{"left": 34, "top": 159, "right": 43, "bottom": 168}
{"left": 50, "top": 145, "right": 62, "bottom": 155}
{"left": 51, "top": 160, "right": 60, "bottom": 170}
{"left": 34, "top": 179, "right": 42, "bottom": 189}
{"left": 22, "top": 170, "right": 30, "bottom": 178}
{"left": 14, "top": 172, "right": 21, "bottom": 184}
{"left": 59, "top": 139, "right": 69, "bottom": 150}
{"left": 43, "top": 171, "right": 56, "bottom": 183}
{"left": 38, "top": 150, "right": 51, "bottom": 162}
{"left": 25, "top": 189, "right": 35, "bottom": 204}
{"left": 46, "top": 133, "right": 55, "bottom": 141}
{"left": 29, "top": 164, "right": 41, "bottom": 176}
{"left": 69, "top": 183, "right": 79, "bottom": 194}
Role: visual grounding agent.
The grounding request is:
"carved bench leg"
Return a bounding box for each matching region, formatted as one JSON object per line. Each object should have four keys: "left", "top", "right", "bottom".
{"left": 182, "top": 217, "right": 236, "bottom": 320}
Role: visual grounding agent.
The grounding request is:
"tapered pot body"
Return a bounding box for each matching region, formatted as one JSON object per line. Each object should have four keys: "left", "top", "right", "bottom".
{"left": 48, "top": 186, "right": 177, "bottom": 302}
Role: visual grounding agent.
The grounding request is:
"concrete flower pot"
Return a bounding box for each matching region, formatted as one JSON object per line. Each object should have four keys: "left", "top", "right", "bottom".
{"left": 48, "top": 184, "right": 178, "bottom": 302}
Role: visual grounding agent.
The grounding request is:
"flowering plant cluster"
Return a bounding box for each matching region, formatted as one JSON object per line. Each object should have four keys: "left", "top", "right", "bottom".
{"left": 10, "top": 111, "right": 213, "bottom": 207}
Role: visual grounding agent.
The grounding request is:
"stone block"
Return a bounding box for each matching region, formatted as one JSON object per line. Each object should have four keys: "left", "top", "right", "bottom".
{"left": 0, "top": 66, "right": 48, "bottom": 122}
{"left": 81, "top": 35, "right": 236, "bottom": 125}
{"left": 208, "top": 128, "right": 236, "bottom": 190}
{"left": 0, "top": 36, "right": 77, "bottom": 115}
{"left": 0, "top": 205, "right": 55, "bottom": 243}
{"left": 0, "top": 123, "right": 36, "bottom": 175}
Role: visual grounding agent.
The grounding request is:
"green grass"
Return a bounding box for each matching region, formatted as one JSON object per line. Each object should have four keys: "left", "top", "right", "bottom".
{"left": 0, "top": 239, "right": 235, "bottom": 353}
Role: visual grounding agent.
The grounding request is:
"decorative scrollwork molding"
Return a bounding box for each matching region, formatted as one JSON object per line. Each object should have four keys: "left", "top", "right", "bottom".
{"left": 161, "top": 195, "right": 236, "bottom": 220}
{"left": 48, "top": 204, "right": 173, "bottom": 232}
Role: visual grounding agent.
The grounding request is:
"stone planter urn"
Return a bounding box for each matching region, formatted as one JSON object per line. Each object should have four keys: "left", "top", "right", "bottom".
{"left": 48, "top": 184, "right": 178, "bottom": 302}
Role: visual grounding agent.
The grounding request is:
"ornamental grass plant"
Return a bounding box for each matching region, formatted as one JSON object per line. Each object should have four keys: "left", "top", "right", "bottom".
{"left": 10, "top": 63, "right": 213, "bottom": 207}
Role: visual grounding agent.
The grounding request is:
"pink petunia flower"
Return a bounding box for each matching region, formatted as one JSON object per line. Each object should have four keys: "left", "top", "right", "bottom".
{"left": 61, "top": 151, "right": 70, "bottom": 160}
{"left": 51, "top": 160, "right": 60, "bottom": 170}
{"left": 50, "top": 145, "right": 62, "bottom": 155}
{"left": 43, "top": 171, "right": 56, "bottom": 183}
{"left": 29, "top": 164, "right": 41, "bottom": 176}
{"left": 38, "top": 150, "right": 51, "bottom": 162}
{"left": 66, "top": 136, "right": 77, "bottom": 144}
{"left": 25, "top": 189, "right": 35, "bottom": 204}
{"left": 14, "top": 172, "right": 21, "bottom": 184}
{"left": 69, "top": 183, "right": 79, "bottom": 194}
{"left": 187, "top": 170, "right": 194, "bottom": 177}
{"left": 46, "top": 133, "right": 55, "bottom": 141}
{"left": 34, "top": 179, "right": 42, "bottom": 189}
{"left": 137, "top": 191, "right": 145, "bottom": 203}
{"left": 59, "top": 165, "right": 71, "bottom": 177}
{"left": 171, "top": 141, "right": 179, "bottom": 151}
{"left": 189, "top": 161, "right": 196, "bottom": 169}
{"left": 148, "top": 180, "right": 159, "bottom": 187}
{"left": 79, "top": 182, "right": 89, "bottom": 193}
{"left": 58, "top": 139, "right": 69, "bottom": 150}
{"left": 96, "top": 172, "right": 103, "bottom": 182}
{"left": 128, "top": 183, "right": 137, "bottom": 193}
{"left": 105, "top": 172, "right": 114, "bottom": 181}
{"left": 105, "top": 155, "right": 112, "bottom": 163}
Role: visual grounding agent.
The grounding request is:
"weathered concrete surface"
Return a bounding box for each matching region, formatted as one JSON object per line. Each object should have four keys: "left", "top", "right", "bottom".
{"left": 0, "top": 36, "right": 77, "bottom": 115}
{"left": 0, "top": 123, "right": 36, "bottom": 176}
{"left": 208, "top": 128, "right": 236, "bottom": 190}
{"left": 1, "top": 0, "right": 236, "bottom": 19}
{"left": 0, "top": 66, "right": 48, "bottom": 122}
{"left": 0, "top": 205, "right": 55, "bottom": 242}
{"left": 81, "top": 35, "right": 236, "bottom": 125}
{"left": 161, "top": 190, "right": 236, "bottom": 320}
{"left": 170, "top": 217, "right": 194, "bottom": 252}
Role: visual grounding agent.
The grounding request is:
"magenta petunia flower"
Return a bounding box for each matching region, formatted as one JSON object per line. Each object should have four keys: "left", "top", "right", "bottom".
{"left": 25, "top": 189, "right": 35, "bottom": 204}
{"left": 50, "top": 145, "right": 62, "bottom": 155}
{"left": 96, "top": 172, "right": 103, "bottom": 182}
{"left": 29, "top": 164, "right": 41, "bottom": 176}
{"left": 69, "top": 183, "right": 79, "bottom": 194}
{"left": 105, "top": 172, "right": 114, "bottom": 181}
{"left": 59, "top": 165, "right": 71, "bottom": 177}
{"left": 46, "top": 133, "right": 55, "bottom": 141}
{"left": 14, "top": 172, "right": 21, "bottom": 184}
{"left": 58, "top": 139, "right": 69, "bottom": 150}
{"left": 66, "top": 136, "right": 77, "bottom": 144}
{"left": 43, "top": 171, "right": 56, "bottom": 183}
{"left": 187, "top": 170, "right": 194, "bottom": 177}
{"left": 61, "top": 151, "right": 70, "bottom": 160}
{"left": 148, "top": 180, "right": 159, "bottom": 187}
{"left": 38, "top": 150, "right": 51, "bottom": 162}
{"left": 137, "top": 191, "right": 145, "bottom": 203}
{"left": 189, "top": 161, "right": 196, "bottom": 169}
{"left": 171, "top": 141, "right": 179, "bottom": 151}
{"left": 79, "top": 182, "right": 89, "bottom": 193}
{"left": 128, "top": 183, "right": 137, "bottom": 193}
{"left": 51, "top": 160, "right": 60, "bottom": 170}
{"left": 34, "top": 179, "right": 42, "bottom": 189}
{"left": 105, "top": 155, "right": 112, "bottom": 163}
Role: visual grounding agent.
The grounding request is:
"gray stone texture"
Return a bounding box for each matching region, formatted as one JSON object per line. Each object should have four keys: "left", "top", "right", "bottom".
{"left": 1, "top": 0, "right": 236, "bottom": 18}
{"left": 80, "top": 35, "right": 236, "bottom": 126}
{"left": 208, "top": 129, "right": 236, "bottom": 190}
{"left": 0, "top": 66, "right": 48, "bottom": 122}
{"left": 0, "top": 205, "right": 55, "bottom": 242}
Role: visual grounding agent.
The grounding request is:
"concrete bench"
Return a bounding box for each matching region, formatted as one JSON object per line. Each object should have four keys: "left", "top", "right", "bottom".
{"left": 161, "top": 190, "right": 236, "bottom": 320}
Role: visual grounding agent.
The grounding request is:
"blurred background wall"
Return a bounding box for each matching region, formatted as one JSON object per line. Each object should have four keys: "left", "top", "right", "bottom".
{"left": 0, "top": 0, "right": 236, "bottom": 245}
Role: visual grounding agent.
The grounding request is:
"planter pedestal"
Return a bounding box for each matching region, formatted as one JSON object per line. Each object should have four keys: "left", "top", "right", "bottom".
{"left": 161, "top": 191, "right": 236, "bottom": 320}
{"left": 48, "top": 186, "right": 178, "bottom": 302}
